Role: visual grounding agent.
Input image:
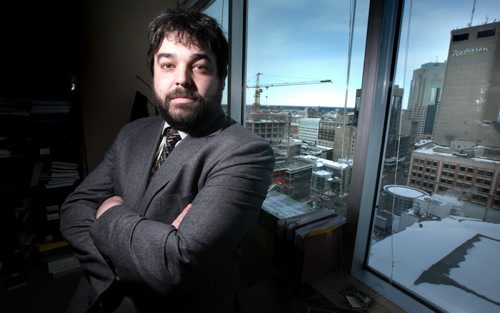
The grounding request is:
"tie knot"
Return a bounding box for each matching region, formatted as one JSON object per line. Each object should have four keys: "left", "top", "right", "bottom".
{"left": 150, "top": 127, "right": 182, "bottom": 179}
{"left": 164, "top": 127, "right": 181, "bottom": 146}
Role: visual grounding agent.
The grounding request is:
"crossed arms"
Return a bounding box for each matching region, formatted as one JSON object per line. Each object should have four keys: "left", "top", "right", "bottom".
{"left": 96, "top": 195, "right": 190, "bottom": 229}
{"left": 60, "top": 127, "right": 274, "bottom": 298}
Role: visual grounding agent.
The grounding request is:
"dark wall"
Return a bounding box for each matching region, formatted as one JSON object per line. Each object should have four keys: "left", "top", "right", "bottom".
{"left": 1, "top": 1, "right": 82, "bottom": 99}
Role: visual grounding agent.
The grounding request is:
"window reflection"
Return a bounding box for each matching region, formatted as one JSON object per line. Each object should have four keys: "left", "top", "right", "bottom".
{"left": 368, "top": 1, "right": 500, "bottom": 312}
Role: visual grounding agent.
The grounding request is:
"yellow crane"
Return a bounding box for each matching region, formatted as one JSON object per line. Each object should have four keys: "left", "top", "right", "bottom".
{"left": 246, "top": 72, "right": 333, "bottom": 112}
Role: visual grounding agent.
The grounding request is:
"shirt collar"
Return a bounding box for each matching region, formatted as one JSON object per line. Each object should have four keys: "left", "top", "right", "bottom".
{"left": 162, "top": 122, "right": 187, "bottom": 140}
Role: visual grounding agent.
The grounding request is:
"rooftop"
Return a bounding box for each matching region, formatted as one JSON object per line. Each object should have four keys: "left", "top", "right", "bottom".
{"left": 384, "top": 184, "right": 429, "bottom": 199}
{"left": 370, "top": 216, "right": 500, "bottom": 312}
{"left": 298, "top": 155, "right": 351, "bottom": 169}
{"left": 415, "top": 144, "right": 500, "bottom": 165}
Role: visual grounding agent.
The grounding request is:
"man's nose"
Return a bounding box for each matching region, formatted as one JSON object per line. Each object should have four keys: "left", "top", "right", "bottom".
{"left": 175, "top": 66, "right": 192, "bottom": 87}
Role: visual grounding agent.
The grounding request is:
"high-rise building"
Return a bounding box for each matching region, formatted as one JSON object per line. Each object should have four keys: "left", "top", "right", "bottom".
{"left": 406, "top": 62, "right": 446, "bottom": 141}
{"left": 298, "top": 118, "right": 321, "bottom": 144}
{"left": 385, "top": 86, "right": 413, "bottom": 164}
{"left": 407, "top": 22, "right": 500, "bottom": 211}
{"left": 333, "top": 125, "right": 356, "bottom": 162}
{"left": 434, "top": 21, "right": 500, "bottom": 149}
{"left": 318, "top": 111, "right": 356, "bottom": 151}
{"left": 318, "top": 120, "right": 336, "bottom": 148}
{"left": 354, "top": 89, "right": 362, "bottom": 125}
{"left": 304, "top": 107, "right": 320, "bottom": 118}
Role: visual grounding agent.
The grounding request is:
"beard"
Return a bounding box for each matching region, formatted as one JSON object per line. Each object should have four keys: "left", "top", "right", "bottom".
{"left": 154, "top": 87, "right": 222, "bottom": 133}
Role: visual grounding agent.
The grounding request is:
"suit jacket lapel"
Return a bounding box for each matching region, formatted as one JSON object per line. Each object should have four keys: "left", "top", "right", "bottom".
{"left": 139, "top": 114, "right": 234, "bottom": 216}
{"left": 140, "top": 135, "right": 206, "bottom": 215}
{"left": 126, "top": 118, "right": 164, "bottom": 210}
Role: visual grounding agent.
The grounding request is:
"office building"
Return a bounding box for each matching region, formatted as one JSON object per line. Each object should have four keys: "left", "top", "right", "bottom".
{"left": 434, "top": 21, "right": 500, "bottom": 149}
{"left": 406, "top": 62, "right": 446, "bottom": 141}
{"left": 298, "top": 118, "right": 321, "bottom": 145}
{"left": 408, "top": 144, "right": 500, "bottom": 209}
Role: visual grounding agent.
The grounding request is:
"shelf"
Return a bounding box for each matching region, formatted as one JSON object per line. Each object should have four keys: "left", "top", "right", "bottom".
{"left": 0, "top": 97, "right": 86, "bottom": 287}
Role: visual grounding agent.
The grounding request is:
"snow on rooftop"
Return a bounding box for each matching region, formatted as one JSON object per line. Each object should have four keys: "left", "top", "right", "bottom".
{"left": 298, "top": 155, "right": 350, "bottom": 169}
{"left": 384, "top": 185, "right": 429, "bottom": 199}
{"left": 471, "top": 156, "right": 500, "bottom": 164}
{"left": 415, "top": 139, "right": 433, "bottom": 147}
{"left": 369, "top": 217, "right": 500, "bottom": 312}
{"left": 319, "top": 158, "right": 350, "bottom": 169}
{"left": 314, "top": 170, "right": 331, "bottom": 176}
{"left": 415, "top": 144, "right": 500, "bottom": 164}
{"left": 416, "top": 145, "right": 454, "bottom": 157}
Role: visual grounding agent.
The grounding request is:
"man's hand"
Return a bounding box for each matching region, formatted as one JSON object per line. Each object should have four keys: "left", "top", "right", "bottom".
{"left": 96, "top": 195, "right": 124, "bottom": 219}
{"left": 172, "top": 204, "right": 192, "bottom": 229}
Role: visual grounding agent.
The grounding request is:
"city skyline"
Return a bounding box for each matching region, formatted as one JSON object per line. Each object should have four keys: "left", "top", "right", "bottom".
{"left": 207, "top": 0, "right": 500, "bottom": 108}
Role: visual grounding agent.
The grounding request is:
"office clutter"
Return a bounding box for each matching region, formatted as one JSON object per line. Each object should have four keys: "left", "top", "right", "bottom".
{"left": 0, "top": 98, "right": 85, "bottom": 289}
{"left": 275, "top": 209, "right": 346, "bottom": 283}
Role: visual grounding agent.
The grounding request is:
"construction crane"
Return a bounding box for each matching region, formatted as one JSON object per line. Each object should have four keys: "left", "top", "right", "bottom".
{"left": 246, "top": 72, "right": 333, "bottom": 112}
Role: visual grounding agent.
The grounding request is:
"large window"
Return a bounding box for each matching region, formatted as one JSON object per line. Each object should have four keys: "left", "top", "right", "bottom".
{"left": 365, "top": 1, "right": 500, "bottom": 312}
{"left": 244, "top": 0, "right": 369, "bottom": 219}
{"left": 196, "top": 0, "right": 500, "bottom": 311}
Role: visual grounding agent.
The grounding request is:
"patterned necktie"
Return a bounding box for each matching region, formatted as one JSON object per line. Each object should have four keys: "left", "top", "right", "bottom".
{"left": 150, "top": 127, "right": 181, "bottom": 178}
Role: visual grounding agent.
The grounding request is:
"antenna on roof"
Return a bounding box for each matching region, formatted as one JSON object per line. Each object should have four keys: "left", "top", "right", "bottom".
{"left": 468, "top": 0, "right": 476, "bottom": 27}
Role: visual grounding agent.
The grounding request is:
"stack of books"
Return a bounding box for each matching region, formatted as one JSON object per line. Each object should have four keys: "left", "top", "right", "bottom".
{"left": 38, "top": 240, "right": 81, "bottom": 277}
{"left": 0, "top": 100, "right": 30, "bottom": 117}
{"left": 30, "top": 100, "right": 71, "bottom": 114}
{"left": 44, "top": 161, "right": 80, "bottom": 189}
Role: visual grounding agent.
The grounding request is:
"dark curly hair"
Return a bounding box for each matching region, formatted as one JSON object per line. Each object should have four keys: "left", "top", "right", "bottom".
{"left": 147, "top": 8, "right": 228, "bottom": 81}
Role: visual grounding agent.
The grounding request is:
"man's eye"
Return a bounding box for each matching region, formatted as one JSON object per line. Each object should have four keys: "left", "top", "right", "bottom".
{"left": 193, "top": 64, "right": 211, "bottom": 73}
{"left": 160, "top": 63, "right": 175, "bottom": 69}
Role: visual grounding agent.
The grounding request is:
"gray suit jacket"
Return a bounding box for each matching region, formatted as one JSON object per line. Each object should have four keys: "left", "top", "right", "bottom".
{"left": 60, "top": 113, "right": 275, "bottom": 313}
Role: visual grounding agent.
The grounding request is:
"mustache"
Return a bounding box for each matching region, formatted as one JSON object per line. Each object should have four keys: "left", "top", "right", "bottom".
{"left": 165, "top": 88, "right": 199, "bottom": 101}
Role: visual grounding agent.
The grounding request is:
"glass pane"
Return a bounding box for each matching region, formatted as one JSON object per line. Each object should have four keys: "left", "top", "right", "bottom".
{"left": 246, "top": 0, "right": 369, "bottom": 220}
{"left": 204, "top": 0, "right": 229, "bottom": 113}
{"left": 367, "top": 1, "right": 500, "bottom": 312}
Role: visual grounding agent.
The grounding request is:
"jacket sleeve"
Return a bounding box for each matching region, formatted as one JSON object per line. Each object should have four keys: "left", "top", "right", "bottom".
{"left": 89, "top": 138, "right": 274, "bottom": 295}
{"left": 59, "top": 138, "right": 118, "bottom": 296}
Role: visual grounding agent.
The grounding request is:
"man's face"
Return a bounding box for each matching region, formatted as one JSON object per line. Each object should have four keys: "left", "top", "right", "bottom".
{"left": 153, "top": 34, "right": 223, "bottom": 132}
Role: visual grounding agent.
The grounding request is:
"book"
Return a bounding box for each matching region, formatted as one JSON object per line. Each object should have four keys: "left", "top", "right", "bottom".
{"left": 38, "top": 240, "right": 70, "bottom": 254}
{"left": 30, "top": 100, "right": 71, "bottom": 114}
{"left": 276, "top": 208, "right": 337, "bottom": 241}
{"left": 42, "top": 161, "right": 80, "bottom": 189}
{"left": 294, "top": 215, "right": 346, "bottom": 250}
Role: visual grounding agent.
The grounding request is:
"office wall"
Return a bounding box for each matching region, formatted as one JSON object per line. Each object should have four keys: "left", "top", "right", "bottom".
{"left": 79, "top": 0, "right": 177, "bottom": 170}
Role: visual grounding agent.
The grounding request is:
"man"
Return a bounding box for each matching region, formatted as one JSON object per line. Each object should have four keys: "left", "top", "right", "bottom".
{"left": 60, "top": 8, "right": 274, "bottom": 313}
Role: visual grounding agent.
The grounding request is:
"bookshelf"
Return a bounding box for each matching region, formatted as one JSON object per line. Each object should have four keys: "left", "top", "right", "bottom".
{"left": 0, "top": 96, "right": 86, "bottom": 290}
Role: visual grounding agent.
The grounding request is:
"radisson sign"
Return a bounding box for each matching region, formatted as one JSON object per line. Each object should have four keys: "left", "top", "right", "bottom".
{"left": 452, "top": 47, "right": 489, "bottom": 57}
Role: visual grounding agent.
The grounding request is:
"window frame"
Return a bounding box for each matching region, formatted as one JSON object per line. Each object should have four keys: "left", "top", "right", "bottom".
{"left": 344, "top": 1, "right": 434, "bottom": 311}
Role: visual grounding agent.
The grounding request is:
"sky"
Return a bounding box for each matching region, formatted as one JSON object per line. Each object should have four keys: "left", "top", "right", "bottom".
{"left": 206, "top": 0, "right": 500, "bottom": 108}
{"left": 369, "top": 216, "right": 500, "bottom": 312}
